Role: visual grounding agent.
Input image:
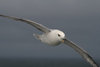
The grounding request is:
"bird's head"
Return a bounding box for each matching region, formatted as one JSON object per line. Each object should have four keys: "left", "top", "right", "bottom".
{"left": 50, "top": 29, "right": 66, "bottom": 43}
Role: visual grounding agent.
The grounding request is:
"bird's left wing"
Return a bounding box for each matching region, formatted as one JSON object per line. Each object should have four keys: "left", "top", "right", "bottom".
{"left": 0, "top": 14, "right": 51, "bottom": 33}
{"left": 63, "top": 38, "right": 99, "bottom": 67}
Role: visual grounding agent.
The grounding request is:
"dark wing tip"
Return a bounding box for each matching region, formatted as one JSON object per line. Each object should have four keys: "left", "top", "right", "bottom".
{"left": 63, "top": 39, "right": 99, "bottom": 67}
{"left": 0, "top": 14, "right": 51, "bottom": 33}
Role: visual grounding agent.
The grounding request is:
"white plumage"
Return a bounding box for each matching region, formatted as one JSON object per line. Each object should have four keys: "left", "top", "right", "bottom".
{"left": 0, "top": 14, "right": 98, "bottom": 67}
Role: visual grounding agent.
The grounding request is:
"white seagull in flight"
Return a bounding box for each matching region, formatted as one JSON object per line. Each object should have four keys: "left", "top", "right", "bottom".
{"left": 0, "top": 14, "right": 99, "bottom": 67}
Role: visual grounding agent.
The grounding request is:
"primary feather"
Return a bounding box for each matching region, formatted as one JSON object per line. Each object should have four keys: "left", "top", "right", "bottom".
{"left": 0, "top": 14, "right": 50, "bottom": 33}
{"left": 63, "top": 39, "right": 99, "bottom": 67}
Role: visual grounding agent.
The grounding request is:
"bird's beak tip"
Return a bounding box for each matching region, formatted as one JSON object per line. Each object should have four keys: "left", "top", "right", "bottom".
{"left": 61, "top": 40, "right": 65, "bottom": 43}
{"left": 62, "top": 38, "right": 66, "bottom": 43}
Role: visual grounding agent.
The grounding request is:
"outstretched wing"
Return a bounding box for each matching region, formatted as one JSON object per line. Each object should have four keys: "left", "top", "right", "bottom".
{"left": 63, "top": 39, "right": 98, "bottom": 67}
{"left": 0, "top": 14, "right": 50, "bottom": 33}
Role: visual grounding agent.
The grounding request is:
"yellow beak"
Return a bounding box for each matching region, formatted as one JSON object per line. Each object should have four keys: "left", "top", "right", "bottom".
{"left": 61, "top": 39, "right": 65, "bottom": 43}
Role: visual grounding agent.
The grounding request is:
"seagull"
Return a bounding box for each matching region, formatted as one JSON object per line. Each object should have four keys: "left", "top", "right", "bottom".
{"left": 0, "top": 14, "right": 99, "bottom": 67}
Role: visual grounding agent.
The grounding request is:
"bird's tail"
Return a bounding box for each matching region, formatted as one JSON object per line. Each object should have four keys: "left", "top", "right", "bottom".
{"left": 33, "top": 34, "right": 41, "bottom": 40}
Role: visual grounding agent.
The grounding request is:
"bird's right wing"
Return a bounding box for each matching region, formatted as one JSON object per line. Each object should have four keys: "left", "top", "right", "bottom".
{"left": 0, "top": 14, "right": 51, "bottom": 33}
{"left": 63, "top": 38, "right": 99, "bottom": 67}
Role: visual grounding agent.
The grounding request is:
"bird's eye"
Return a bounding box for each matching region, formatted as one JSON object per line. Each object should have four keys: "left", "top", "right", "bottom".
{"left": 58, "top": 34, "right": 61, "bottom": 37}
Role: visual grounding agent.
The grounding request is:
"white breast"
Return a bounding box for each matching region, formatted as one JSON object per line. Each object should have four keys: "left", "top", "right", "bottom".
{"left": 38, "top": 29, "right": 65, "bottom": 46}
{"left": 40, "top": 33, "right": 61, "bottom": 46}
{"left": 39, "top": 32, "right": 60, "bottom": 46}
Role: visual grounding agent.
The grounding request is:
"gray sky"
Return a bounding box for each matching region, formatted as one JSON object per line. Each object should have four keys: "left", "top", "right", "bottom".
{"left": 0, "top": 0, "right": 100, "bottom": 59}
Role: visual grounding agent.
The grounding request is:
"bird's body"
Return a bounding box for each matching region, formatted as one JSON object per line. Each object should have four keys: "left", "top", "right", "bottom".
{"left": 34, "top": 29, "right": 65, "bottom": 46}
{"left": 0, "top": 14, "right": 99, "bottom": 67}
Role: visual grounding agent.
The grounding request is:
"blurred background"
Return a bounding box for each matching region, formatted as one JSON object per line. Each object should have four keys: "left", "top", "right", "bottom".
{"left": 0, "top": 0, "right": 100, "bottom": 67}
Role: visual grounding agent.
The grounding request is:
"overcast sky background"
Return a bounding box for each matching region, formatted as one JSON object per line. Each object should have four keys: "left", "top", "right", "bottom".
{"left": 0, "top": 0, "right": 100, "bottom": 60}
